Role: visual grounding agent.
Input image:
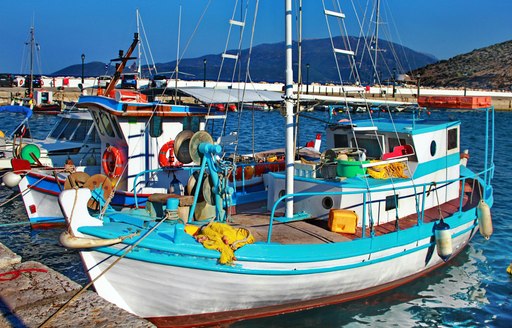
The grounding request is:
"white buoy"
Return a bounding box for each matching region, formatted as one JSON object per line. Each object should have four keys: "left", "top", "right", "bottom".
{"left": 2, "top": 171, "right": 22, "bottom": 188}
{"left": 477, "top": 200, "right": 493, "bottom": 240}
{"left": 435, "top": 219, "right": 452, "bottom": 262}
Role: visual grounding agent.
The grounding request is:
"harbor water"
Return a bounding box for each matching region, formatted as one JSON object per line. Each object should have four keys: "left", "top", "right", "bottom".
{"left": 0, "top": 109, "right": 510, "bottom": 327}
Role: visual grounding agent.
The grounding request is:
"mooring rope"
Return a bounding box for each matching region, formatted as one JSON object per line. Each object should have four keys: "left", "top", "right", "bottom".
{"left": 0, "top": 175, "right": 47, "bottom": 207}
{"left": 38, "top": 216, "right": 168, "bottom": 328}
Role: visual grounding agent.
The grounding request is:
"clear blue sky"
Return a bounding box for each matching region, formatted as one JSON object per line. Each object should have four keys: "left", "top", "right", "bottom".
{"left": 1, "top": 0, "right": 510, "bottom": 75}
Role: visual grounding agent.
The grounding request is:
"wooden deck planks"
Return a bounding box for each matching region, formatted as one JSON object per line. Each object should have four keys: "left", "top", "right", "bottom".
{"left": 229, "top": 182, "right": 480, "bottom": 244}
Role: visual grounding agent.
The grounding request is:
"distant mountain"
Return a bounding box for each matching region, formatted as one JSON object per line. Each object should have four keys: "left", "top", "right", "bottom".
{"left": 52, "top": 61, "right": 117, "bottom": 77}
{"left": 412, "top": 40, "right": 512, "bottom": 90}
{"left": 53, "top": 36, "right": 437, "bottom": 84}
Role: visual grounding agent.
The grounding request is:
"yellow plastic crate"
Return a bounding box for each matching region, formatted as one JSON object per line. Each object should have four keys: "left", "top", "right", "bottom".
{"left": 328, "top": 209, "right": 358, "bottom": 234}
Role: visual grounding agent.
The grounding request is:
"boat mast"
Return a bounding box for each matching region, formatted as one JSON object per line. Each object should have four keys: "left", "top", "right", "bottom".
{"left": 374, "top": 0, "right": 380, "bottom": 84}
{"left": 28, "top": 26, "right": 35, "bottom": 97}
{"left": 284, "top": 0, "right": 294, "bottom": 218}
{"left": 136, "top": 9, "right": 142, "bottom": 78}
{"left": 174, "top": 5, "right": 182, "bottom": 104}
{"left": 104, "top": 33, "right": 139, "bottom": 96}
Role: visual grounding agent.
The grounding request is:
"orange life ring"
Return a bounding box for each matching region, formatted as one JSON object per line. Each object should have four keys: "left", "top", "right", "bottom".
{"left": 158, "top": 140, "right": 182, "bottom": 167}
{"left": 102, "top": 146, "right": 125, "bottom": 178}
{"left": 19, "top": 79, "right": 24, "bottom": 87}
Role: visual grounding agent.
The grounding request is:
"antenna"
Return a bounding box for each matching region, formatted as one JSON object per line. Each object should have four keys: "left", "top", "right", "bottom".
{"left": 136, "top": 9, "right": 142, "bottom": 78}
{"left": 174, "top": 5, "right": 182, "bottom": 104}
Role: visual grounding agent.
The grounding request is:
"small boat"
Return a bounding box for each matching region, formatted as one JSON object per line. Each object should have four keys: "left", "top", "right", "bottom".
{"left": 56, "top": 3, "right": 494, "bottom": 327}
{"left": 12, "top": 33, "right": 284, "bottom": 226}
{"left": 3, "top": 109, "right": 101, "bottom": 226}
{"left": 0, "top": 105, "right": 53, "bottom": 173}
{"left": 18, "top": 26, "right": 62, "bottom": 115}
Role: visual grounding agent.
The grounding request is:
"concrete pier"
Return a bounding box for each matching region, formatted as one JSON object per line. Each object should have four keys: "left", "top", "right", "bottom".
{"left": 0, "top": 242, "right": 155, "bottom": 328}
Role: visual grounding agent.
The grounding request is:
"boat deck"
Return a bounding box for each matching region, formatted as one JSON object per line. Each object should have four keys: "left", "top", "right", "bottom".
{"left": 227, "top": 180, "right": 480, "bottom": 244}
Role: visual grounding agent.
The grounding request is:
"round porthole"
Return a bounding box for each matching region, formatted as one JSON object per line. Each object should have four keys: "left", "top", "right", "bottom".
{"left": 278, "top": 190, "right": 286, "bottom": 199}
{"left": 322, "top": 197, "right": 334, "bottom": 209}
{"left": 430, "top": 140, "right": 437, "bottom": 157}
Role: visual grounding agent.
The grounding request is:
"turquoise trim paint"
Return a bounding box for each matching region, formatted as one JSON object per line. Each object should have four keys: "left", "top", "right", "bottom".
{"left": 30, "top": 216, "right": 65, "bottom": 224}
{"left": 86, "top": 219, "right": 477, "bottom": 276}
{"left": 79, "top": 201, "right": 479, "bottom": 273}
{"left": 413, "top": 153, "right": 460, "bottom": 178}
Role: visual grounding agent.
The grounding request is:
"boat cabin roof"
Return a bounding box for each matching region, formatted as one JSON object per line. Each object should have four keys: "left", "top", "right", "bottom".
{"left": 141, "top": 86, "right": 283, "bottom": 105}
{"left": 333, "top": 117, "right": 460, "bottom": 135}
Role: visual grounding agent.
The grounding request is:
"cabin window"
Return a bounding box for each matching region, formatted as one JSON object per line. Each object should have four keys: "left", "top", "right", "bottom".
{"left": 430, "top": 140, "right": 437, "bottom": 157}
{"left": 334, "top": 134, "right": 349, "bottom": 148}
{"left": 183, "top": 117, "right": 200, "bottom": 132}
{"left": 91, "top": 111, "right": 106, "bottom": 136}
{"left": 385, "top": 194, "right": 399, "bottom": 211}
{"left": 49, "top": 118, "right": 70, "bottom": 139}
{"left": 447, "top": 128, "right": 458, "bottom": 150}
{"left": 149, "top": 116, "right": 163, "bottom": 137}
{"left": 111, "top": 116, "right": 124, "bottom": 139}
{"left": 99, "top": 112, "right": 115, "bottom": 137}
{"left": 90, "top": 126, "right": 101, "bottom": 143}
{"left": 70, "top": 120, "right": 91, "bottom": 142}
{"left": 388, "top": 138, "right": 407, "bottom": 152}
{"left": 351, "top": 135, "right": 384, "bottom": 158}
{"left": 60, "top": 119, "right": 80, "bottom": 140}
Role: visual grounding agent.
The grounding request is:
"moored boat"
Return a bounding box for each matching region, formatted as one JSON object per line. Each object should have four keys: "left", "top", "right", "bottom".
{"left": 12, "top": 33, "right": 286, "bottom": 226}
{"left": 55, "top": 2, "right": 495, "bottom": 327}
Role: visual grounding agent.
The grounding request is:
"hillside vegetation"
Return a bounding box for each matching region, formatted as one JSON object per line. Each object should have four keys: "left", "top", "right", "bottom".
{"left": 413, "top": 40, "right": 512, "bottom": 90}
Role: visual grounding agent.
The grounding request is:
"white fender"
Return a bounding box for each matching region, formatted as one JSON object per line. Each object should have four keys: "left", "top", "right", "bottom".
{"left": 477, "top": 200, "right": 493, "bottom": 240}
{"left": 2, "top": 172, "right": 22, "bottom": 188}
{"left": 434, "top": 219, "right": 452, "bottom": 261}
{"left": 59, "top": 231, "right": 124, "bottom": 249}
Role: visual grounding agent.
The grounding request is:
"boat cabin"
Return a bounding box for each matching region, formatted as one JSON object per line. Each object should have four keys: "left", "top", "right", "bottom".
{"left": 268, "top": 116, "right": 463, "bottom": 226}
{"left": 42, "top": 110, "right": 101, "bottom": 168}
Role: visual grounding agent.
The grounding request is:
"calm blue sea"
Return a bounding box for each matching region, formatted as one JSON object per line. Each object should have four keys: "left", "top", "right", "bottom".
{"left": 0, "top": 109, "right": 510, "bottom": 327}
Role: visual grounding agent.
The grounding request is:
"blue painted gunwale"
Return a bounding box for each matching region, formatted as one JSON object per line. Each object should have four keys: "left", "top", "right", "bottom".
{"left": 78, "top": 95, "right": 211, "bottom": 115}
{"left": 78, "top": 196, "right": 482, "bottom": 275}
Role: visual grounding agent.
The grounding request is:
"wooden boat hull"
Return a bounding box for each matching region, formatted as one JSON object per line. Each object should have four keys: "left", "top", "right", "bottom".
{"left": 77, "top": 218, "right": 477, "bottom": 324}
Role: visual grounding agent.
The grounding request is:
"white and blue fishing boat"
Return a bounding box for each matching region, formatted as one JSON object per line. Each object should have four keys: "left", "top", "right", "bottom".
{"left": 12, "top": 33, "right": 285, "bottom": 226}
{"left": 0, "top": 105, "right": 51, "bottom": 173}
{"left": 1, "top": 105, "right": 99, "bottom": 175}
{"left": 55, "top": 2, "right": 494, "bottom": 327}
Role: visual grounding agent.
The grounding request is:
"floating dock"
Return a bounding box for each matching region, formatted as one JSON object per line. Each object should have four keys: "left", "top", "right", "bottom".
{"left": 0, "top": 242, "right": 155, "bottom": 327}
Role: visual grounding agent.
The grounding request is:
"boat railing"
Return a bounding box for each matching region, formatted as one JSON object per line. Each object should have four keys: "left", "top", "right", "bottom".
{"left": 266, "top": 165, "right": 494, "bottom": 243}
{"left": 130, "top": 160, "right": 281, "bottom": 206}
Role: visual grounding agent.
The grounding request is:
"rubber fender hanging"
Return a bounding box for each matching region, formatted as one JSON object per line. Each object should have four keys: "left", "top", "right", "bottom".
{"left": 477, "top": 200, "right": 493, "bottom": 240}
{"left": 434, "top": 219, "right": 452, "bottom": 262}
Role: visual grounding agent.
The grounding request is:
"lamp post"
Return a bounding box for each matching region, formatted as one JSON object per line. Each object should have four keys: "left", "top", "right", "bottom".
{"left": 416, "top": 73, "right": 421, "bottom": 98}
{"left": 203, "top": 58, "right": 207, "bottom": 87}
{"left": 81, "top": 53, "right": 85, "bottom": 86}
{"left": 306, "top": 63, "right": 310, "bottom": 94}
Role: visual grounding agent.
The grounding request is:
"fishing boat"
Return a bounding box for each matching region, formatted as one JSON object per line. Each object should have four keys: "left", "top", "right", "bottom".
{"left": 56, "top": 3, "right": 494, "bottom": 327}
{"left": 19, "top": 25, "right": 62, "bottom": 115}
{"left": 12, "top": 33, "right": 286, "bottom": 226}
{"left": 0, "top": 105, "right": 53, "bottom": 173}
{"left": 0, "top": 105, "right": 97, "bottom": 174}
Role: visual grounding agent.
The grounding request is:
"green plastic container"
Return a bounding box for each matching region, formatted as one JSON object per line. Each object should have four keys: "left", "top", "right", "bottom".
{"left": 20, "top": 144, "right": 41, "bottom": 164}
{"left": 336, "top": 159, "right": 369, "bottom": 178}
